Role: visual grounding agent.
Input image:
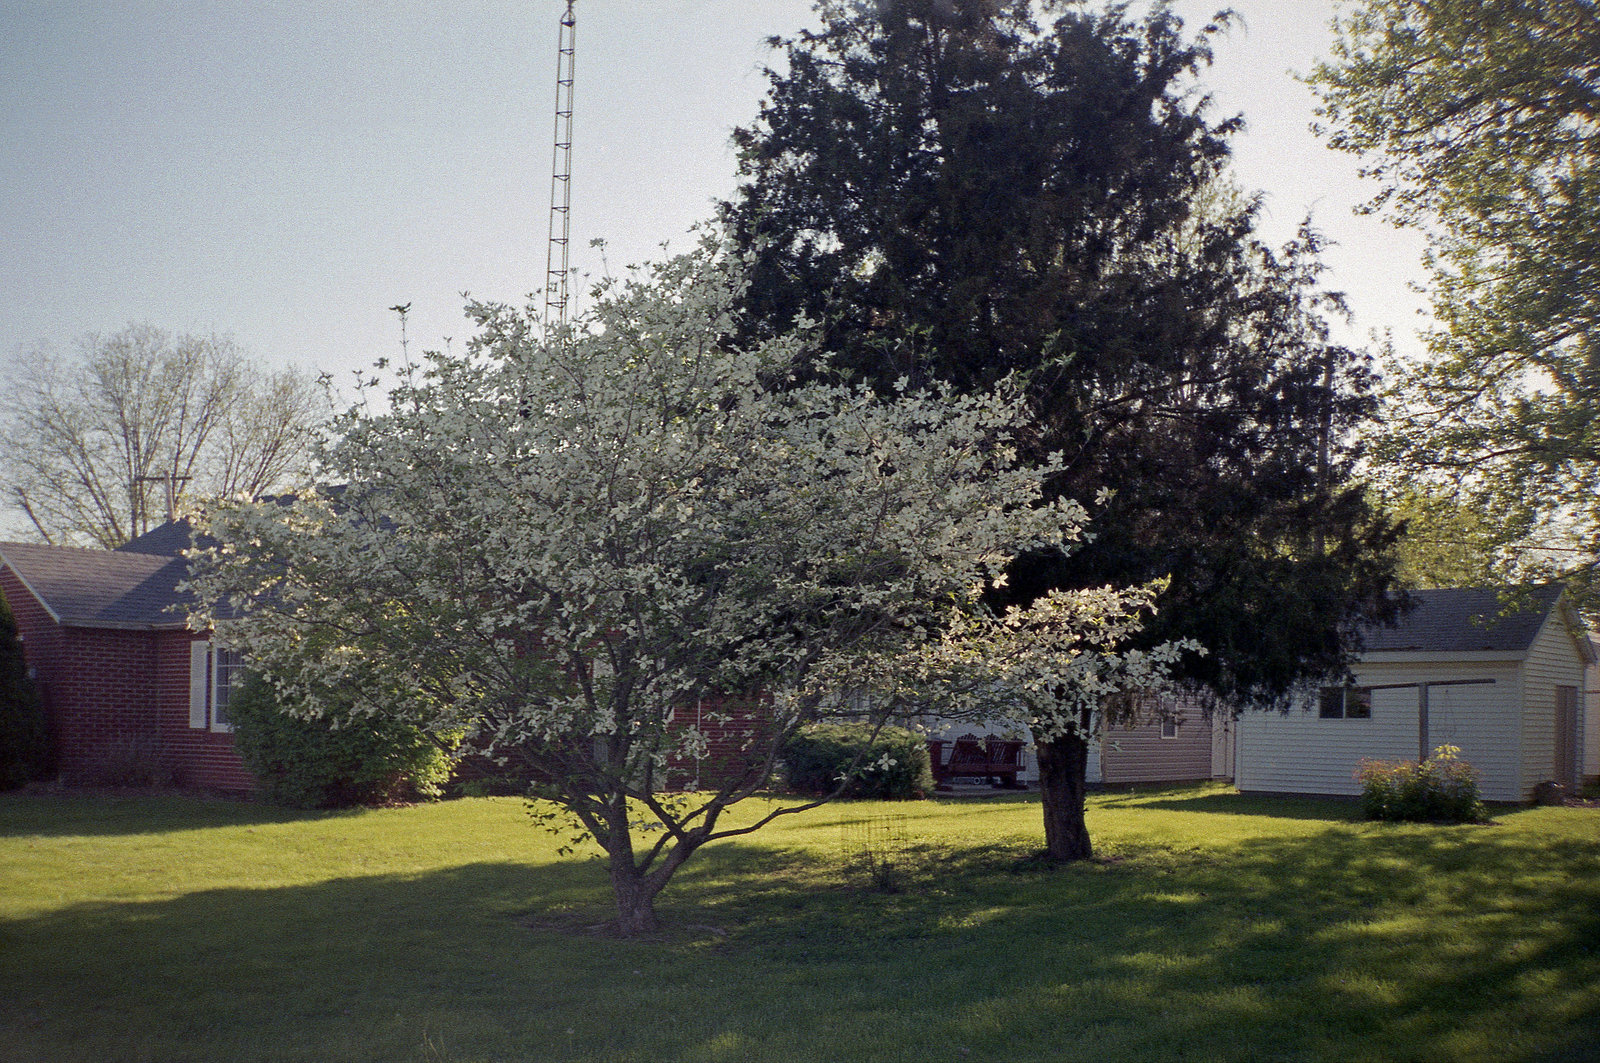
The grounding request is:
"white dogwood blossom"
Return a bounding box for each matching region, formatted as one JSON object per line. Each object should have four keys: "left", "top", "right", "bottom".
{"left": 186, "top": 238, "right": 1179, "bottom": 932}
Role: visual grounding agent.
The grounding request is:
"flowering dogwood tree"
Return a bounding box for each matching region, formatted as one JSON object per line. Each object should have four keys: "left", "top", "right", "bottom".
{"left": 188, "top": 240, "right": 1180, "bottom": 932}
{"left": 859, "top": 581, "right": 1201, "bottom": 860}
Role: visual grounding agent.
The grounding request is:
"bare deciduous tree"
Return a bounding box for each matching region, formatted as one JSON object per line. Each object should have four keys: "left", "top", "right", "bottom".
{"left": 1, "top": 324, "right": 323, "bottom": 547}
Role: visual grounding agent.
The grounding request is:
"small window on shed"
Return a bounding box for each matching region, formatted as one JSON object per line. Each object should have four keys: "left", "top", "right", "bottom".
{"left": 1318, "top": 685, "right": 1372, "bottom": 719}
{"left": 1160, "top": 718, "right": 1178, "bottom": 739}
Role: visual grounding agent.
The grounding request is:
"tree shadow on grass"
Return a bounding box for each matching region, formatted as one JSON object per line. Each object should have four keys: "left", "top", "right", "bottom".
{"left": 1100, "top": 788, "right": 1366, "bottom": 822}
{"left": 673, "top": 821, "right": 1600, "bottom": 1062}
{"left": 0, "top": 789, "right": 349, "bottom": 838}
{"left": 3, "top": 818, "right": 1598, "bottom": 1062}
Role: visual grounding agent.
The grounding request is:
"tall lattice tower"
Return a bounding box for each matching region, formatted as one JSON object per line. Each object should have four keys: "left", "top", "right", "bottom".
{"left": 544, "top": 1, "right": 577, "bottom": 338}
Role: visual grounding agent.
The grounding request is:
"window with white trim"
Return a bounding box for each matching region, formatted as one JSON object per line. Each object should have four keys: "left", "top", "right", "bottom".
{"left": 189, "top": 641, "right": 241, "bottom": 733}
{"left": 1160, "top": 718, "right": 1178, "bottom": 739}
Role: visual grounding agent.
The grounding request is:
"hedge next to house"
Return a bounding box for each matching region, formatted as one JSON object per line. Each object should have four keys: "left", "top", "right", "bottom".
{"left": 227, "top": 673, "right": 457, "bottom": 809}
{"left": 782, "top": 722, "right": 934, "bottom": 800}
{"left": 0, "top": 585, "right": 53, "bottom": 790}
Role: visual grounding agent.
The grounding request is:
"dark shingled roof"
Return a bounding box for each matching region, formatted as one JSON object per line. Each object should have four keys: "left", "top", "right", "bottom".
{"left": 117, "top": 518, "right": 197, "bottom": 557}
{"left": 0, "top": 541, "right": 193, "bottom": 630}
{"left": 1363, "top": 585, "right": 1567, "bottom": 654}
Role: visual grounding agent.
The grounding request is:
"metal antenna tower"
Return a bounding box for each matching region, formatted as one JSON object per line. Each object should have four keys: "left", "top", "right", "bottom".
{"left": 544, "top": 0, "right": 577, "bottom": 339}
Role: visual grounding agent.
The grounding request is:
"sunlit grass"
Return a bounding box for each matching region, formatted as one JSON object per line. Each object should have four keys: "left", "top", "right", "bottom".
{"left": 1, "top": 784, "right": 1597, "bottom": 1062}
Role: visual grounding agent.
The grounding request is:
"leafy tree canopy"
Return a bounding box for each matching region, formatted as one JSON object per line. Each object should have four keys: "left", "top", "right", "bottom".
{"left": 188, "top": 238, "right": 1182, "bottom": 929}
{"left": 1375, "top": 482, "right": 1513, "bottom": 591}
{"left": 724, "top": 0, "right": 1404, "bottom": 861}
{"left": 726, "top": 0, "right": 1404, "bottom": 710}
{"left": 1310, "top": 0, "right": 1600, "bottom": 602}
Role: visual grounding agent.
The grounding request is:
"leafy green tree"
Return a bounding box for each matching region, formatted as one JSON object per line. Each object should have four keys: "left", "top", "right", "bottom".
{"left": 0, "top": 586, "right": 53, "bottom": 790}
{"left": 1377, "top": 483, "right": 1512, "bottom": 591}
{"left": 726, "top": 0, "right": 1403, "bottom": 859}
{"left": 187, "top": 240, "right": 1176, "bottom": 933}
{"left": 1310, "top": 0, "right": 1600, "bottom": 598}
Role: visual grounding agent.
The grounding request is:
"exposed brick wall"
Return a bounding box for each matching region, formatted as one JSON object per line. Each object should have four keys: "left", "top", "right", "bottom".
{"left": 53, "top": 625, "right": 160, "bottom": 780}
{"left": 4, "top": 566, "right": 69, "bottom": 770}
{"left": 156, "top": 634, "right": 256, "bottom": 792}
{"left": 2, "top": 564, "right": 255, "bottom": 792}
{"left": 666, "top": 695, "right": 775, "bottom": 791}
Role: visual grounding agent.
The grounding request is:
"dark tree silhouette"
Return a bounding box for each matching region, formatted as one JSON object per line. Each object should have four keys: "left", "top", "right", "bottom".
{"left": 725, "top": 0, "right": 1404, "bottom": 859}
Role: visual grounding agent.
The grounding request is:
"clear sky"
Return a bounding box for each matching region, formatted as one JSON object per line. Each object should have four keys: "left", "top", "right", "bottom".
{"left": 1, "top": 0, "right": 1429, "bottom": 414}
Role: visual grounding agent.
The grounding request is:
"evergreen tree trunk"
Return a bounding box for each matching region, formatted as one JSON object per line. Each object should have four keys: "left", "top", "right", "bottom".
{"left": 1035, "top": 730, "right": 1093, "bottom": 862}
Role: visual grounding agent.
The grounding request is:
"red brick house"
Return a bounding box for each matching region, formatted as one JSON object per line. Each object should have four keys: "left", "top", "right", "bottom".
{"left": 0, "top": 525, "right": 253, "bottom": 791}
{"left": 1, "top": 522, "right": 773, "bottom": 795}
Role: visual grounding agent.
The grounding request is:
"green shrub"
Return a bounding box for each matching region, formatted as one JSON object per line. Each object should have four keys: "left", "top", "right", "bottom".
{"left": 1356, "top": 744, "right": 1484, "bottom": 823}
{"left": 782, "top": 722, "right": 933, "bottom": 800}
{"left": 0, "top": 586, "right": 53, "bottom": 790}
{"left": 227, "top": 673, "right": 457, "bottom": 809}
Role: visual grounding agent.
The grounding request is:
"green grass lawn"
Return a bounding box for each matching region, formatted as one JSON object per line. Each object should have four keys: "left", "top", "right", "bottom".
{"left": 1, "top": 783, "right": 1597, "bottom": 1063}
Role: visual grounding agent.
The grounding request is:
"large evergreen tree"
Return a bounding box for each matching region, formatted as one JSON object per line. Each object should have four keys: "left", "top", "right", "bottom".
{"left": 725, "top": 0, "right": 1403, "bottom": 858}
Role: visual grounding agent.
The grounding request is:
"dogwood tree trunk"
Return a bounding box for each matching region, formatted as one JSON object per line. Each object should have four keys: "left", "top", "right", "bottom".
{"left": 598, "top": 800, "right": 700, "bottom": 936}
{"left": 607, "top": 856, "right": 665, "bottom": 936}
{"left": 1035, "top": 730, "right": 1093, "bottom": 862}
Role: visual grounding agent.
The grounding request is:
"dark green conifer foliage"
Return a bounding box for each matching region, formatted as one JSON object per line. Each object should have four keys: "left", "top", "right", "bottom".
{"left": 726, "top": 0, "right": 1405, "bottom": 858}
{"left": 0, "top": 586, "right": 53, "bottom": 789}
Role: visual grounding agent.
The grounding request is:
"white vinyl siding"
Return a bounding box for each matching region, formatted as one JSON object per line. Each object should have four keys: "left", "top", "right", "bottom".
{"left": 1235, "top": 680, "right": 1419, "bottom": 797}
{"left": 1424, "top": 677, "right": 1522, "bottom": 802}
{"left": 1211, "top": 713, "right": 1236, "bottom": 779}
{"left": 1235, "top": 658, "right": 1536, "bottom": 803}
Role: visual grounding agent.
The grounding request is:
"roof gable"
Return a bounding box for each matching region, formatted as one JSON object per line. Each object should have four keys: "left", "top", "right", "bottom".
{"left": 0, "top": 541, "right": 193, "bottom": 630}
{"left": 117, "top": 519, "right": 196, "bottom": 557}
{"left": 1363, "top": 585, "right": 1566, "bottom": 655}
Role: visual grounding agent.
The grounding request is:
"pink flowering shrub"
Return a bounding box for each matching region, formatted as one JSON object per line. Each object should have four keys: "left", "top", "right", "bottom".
{"left": 1355, "top": 744, "right": 1484, "bottom": 823}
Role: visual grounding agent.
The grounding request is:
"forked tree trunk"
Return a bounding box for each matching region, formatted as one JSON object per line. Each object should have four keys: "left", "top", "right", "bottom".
{"left": 608, "top": 857, "right": 663, "bottom": 935}
{"left": 1035, "top": 730, "right": 1093, "bottom": 861}
{"left": 603, "top": 830, "right": 698, "bottom": 936}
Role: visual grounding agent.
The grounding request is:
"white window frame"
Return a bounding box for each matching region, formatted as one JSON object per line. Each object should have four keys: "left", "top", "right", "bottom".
{"left": 1160, "top": 718, "right": 1178, "bottom": 740}
{"left": 188, "top": 641, "right": 240, "bottom": 733}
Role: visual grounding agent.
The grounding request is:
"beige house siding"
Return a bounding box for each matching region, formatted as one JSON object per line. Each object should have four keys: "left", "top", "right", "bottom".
{"left": 1100, "top": 700, "right": 1213, "bottom": 784}
{"left": 924, "top": 699, "right": 1222, "bottom": 786}
{"left": 1586, "top": 637, "right": 1600, "bottom": 781}
{"left": 1586, "top": 681, "right": 1600, "bottom": 781}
